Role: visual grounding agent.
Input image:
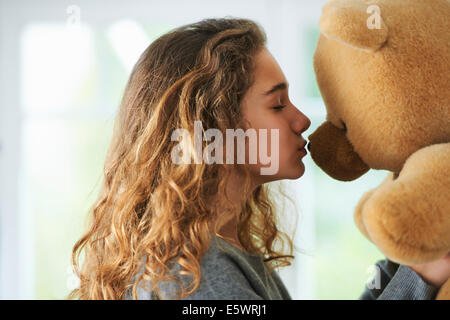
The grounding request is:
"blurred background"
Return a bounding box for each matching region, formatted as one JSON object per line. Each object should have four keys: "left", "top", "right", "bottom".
{"left": 0, "top": 0, "right": 387, "bottom": 299}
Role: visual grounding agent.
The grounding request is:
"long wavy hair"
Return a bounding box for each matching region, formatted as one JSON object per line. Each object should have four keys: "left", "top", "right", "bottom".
{"left": 69, "top": 17, "right": 298, "bottom": 300}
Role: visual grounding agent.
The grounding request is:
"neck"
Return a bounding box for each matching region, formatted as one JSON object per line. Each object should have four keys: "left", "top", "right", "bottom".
{"left": 207, "top": 169, "right": 258, "bottom": 251}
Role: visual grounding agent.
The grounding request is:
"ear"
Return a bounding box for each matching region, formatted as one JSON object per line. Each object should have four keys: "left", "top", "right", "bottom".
{"left": 319, "top": 0, "right": 389, "bottom": 53}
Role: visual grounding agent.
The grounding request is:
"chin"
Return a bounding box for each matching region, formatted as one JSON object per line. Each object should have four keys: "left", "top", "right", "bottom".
{"left": 257, "top": 161, "right": 305, "bottom": 182}
{"left": 292, "top": 169, "right": 305, "bottom": 179}
{"left": 290, "top": 162, "right": 306, "bottom": 179}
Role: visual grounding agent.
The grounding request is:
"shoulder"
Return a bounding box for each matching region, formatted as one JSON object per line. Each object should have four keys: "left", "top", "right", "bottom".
{"left": 192, "top": 237, "right": 291, "bottom": 300}
{"left": 180, "top": 236, "right": 265, "bottom": 300}
{"left": 128, "top": 236, "right": 265, "bottom": 300}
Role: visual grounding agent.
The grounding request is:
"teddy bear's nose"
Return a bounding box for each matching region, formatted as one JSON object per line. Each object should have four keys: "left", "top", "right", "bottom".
{"left": 307, "top": 142, "right": 311, "bottom": 151}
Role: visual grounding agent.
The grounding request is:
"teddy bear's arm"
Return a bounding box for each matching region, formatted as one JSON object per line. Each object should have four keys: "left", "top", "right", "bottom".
{"left": 354, "top": 172, "right": 394, "bottom": 242}
{"left": 359, "top": 143, "right": 450, "bottom": 266}
{"left": 436, "top": 278, "right": 450, "bottom": 300}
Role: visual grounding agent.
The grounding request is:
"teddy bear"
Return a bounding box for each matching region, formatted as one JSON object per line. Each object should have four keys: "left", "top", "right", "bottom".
{"left": 307, "top": 0, "right": 450, "bottom": 299}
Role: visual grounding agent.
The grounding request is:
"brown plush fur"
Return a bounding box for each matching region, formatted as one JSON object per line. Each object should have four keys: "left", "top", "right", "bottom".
{"left": 308, "top": 0, "right": 450, "bottom": 299}
{"left": 437, "top": 278, "right": 450, "bottom": 300}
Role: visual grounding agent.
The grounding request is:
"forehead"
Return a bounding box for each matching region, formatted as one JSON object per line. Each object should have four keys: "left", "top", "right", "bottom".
{"left": 251, "top": 48, "right": 286, "bottom": 89}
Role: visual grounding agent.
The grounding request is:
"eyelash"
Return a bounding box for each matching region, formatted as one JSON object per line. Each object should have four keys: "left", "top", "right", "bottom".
{"left": 273, "top": 105, "right": 286, "bottom": 111}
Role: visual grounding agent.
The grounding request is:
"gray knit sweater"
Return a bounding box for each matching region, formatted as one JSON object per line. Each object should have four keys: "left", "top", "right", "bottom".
{"left": 124, "top": 235, "right": 438, "bottom": 300}
{"left": 360, "top": 259, "right": 438, "bottom": 300}
{"left": 125, "top": 235, "right": 291, "bottom": 300}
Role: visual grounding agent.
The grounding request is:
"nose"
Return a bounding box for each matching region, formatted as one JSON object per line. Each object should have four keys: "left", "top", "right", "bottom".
{"left": 292, "top": 109, "right": 311, "bottom": 135}
{"left": 303, "top": 116, "right": 311, "bottom": 133}
{"left": 307, "top": 142, "right": 311, "bottom": 151}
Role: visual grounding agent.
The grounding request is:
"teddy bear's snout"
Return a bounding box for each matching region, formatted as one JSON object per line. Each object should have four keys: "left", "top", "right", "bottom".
{"left": 308, "top": 121, "right": 370, "bottom": 181}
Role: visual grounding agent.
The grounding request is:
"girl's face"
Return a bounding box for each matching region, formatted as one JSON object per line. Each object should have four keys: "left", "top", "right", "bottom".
{"left": 240, "top": 47, "right": 311, "bottom": 184}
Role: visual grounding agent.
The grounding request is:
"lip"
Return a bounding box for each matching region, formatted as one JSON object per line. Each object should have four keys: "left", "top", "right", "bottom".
{"left": 298, "top": 147, "right": 307, "bottom": 156}
{"left": 297, "top": 140, "right": 307, "bottom": 152}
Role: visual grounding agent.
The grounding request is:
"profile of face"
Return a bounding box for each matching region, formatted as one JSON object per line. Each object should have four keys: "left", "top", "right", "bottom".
{"left": 239, "top": 47, "right": 311, "bottom": 185}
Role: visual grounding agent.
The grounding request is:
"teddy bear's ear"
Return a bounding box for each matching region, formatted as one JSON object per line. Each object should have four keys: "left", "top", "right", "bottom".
{"left": 319, "top": 0, "right": 389, "bottom": 53}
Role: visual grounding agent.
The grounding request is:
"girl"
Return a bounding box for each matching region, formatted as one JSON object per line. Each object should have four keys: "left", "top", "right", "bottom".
{"left": 70, "top": 18, "right": 307, "bottom": 300}
{"left": 69, "top": 18, "right": 447, "bottom": 300}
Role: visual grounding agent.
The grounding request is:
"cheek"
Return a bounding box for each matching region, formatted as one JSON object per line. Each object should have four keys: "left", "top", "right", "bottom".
{"left": 240, "top": 112, "right": 293, "bottom": 166}
{"left": 268, "top": 124, "right": 291, "bottom": 156}
{"left": 258, "top": 115, "right": 286, "bottom": 145}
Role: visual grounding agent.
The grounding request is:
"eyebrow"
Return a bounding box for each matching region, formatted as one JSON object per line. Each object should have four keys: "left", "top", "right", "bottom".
{"left": 263, "top": 82, "right": 288, "bottom": 96}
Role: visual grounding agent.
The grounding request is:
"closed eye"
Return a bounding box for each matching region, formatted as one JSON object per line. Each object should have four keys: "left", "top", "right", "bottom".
{"left": 273, "top": 105, "right": 286, "bottom": 111}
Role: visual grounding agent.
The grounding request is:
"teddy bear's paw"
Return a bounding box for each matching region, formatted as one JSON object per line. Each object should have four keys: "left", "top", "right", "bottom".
{"left": 354, "top": 188, "right": 376, "bottom": 241}
{"left": 436, "top": 278, "right": 450, "bottom": 300}
{"left": 362, "top": 180, "right": 450, "bottom": 265}
{"left": 354, "top": 172, "right": 395, "bottom": 242}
